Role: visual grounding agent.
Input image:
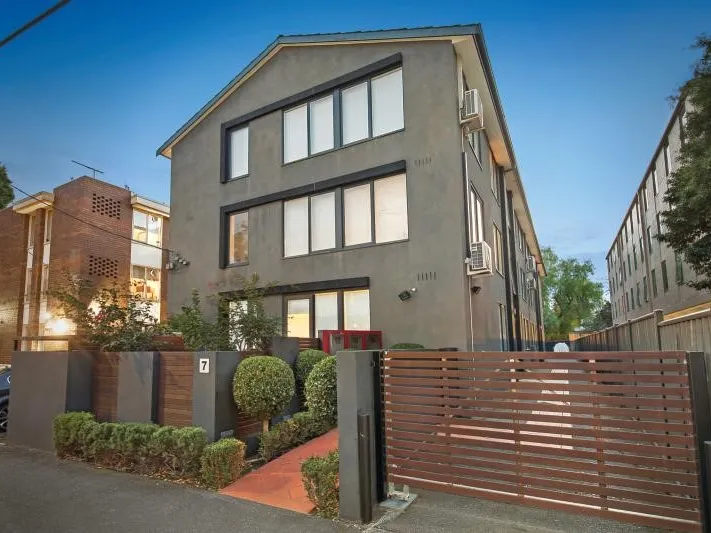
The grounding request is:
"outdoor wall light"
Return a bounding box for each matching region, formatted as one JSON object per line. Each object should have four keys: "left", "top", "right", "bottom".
{"left": 398, "top": 288, "right": 417, "bottom": 302}
{"left": 471, "top": 285, "right": 482, "bottom": 294}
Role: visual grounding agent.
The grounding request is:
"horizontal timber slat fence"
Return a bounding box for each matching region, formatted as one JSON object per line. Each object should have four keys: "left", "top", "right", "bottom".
{"left": 382, "top": 350, "right": 703, "bottom": 532}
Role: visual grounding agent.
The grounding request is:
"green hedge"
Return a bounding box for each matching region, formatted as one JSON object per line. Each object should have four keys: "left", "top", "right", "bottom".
{"left": 53, "top": 412, "right": 241, "bottom": 486}
{"left": 301, "top": 450, "right": 339, "bottom": 518}
{"left": 295, "top": 349, "right": 329, "bottom": 402}
{"left": 200, "top": 438, "right": 246, "bottom": 489}
{"left": 305, "top": 356, "right": 337, "bottom": 425}
{"left": 259, "top": 411, "right": 333, "bottom": 463}
{"left": 389, "top": 343, "right": 425, "bottom": 350}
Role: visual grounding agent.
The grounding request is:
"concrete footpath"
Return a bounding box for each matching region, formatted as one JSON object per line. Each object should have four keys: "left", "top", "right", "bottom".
{"left": 0, "top": 442, "right": 350, "bottom": 533}
{"left": 0, "top": 440, "right": 664, "bottom": 533}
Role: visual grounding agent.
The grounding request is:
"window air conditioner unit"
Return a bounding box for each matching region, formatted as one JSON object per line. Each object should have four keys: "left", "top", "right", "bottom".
{"left": 526, "top": 278, "right": 537, "bottom": 291}
{"left": 461, "top": 89, "right": 484, "bottom": 133}
{"left": 525, "top": 255, "right": 536, "bottom": 272}
{"left": 467, "top": 241, "right": 493, "bottom": 276}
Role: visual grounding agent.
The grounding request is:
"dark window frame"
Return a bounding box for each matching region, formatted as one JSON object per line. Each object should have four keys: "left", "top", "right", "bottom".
{"left": 661, "top": 260, "right": 669, "bottom": 293}
{"left": 282, "top": 287, "right": 370, "bottom": 338}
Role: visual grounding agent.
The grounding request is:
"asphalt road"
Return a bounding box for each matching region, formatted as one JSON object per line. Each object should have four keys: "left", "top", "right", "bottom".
{"left": 0, "top": 442, "right": 351, "bottom": 533}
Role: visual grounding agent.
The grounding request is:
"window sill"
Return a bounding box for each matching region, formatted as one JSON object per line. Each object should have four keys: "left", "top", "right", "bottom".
{"left": 282, "top": 128, "right": 404, "bottom": 167}
{"left": 223, "top": 174, "right": 249, "bottom": 184}
{"left": 283, "top": 238, "right": 409, "bottom": 260}
{"left": 225, "top": 261, "right": 249, "bottom": 268}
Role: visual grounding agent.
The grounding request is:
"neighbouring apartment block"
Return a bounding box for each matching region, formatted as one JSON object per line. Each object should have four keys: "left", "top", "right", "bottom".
{"left": 0, "top": 176, "right": 169, "bottom": 364}
{"left": 607, "top": 99, "right": 710, "bottom": 324}
{"left": 158, "top": 24, "right": 545, "bottom": 351}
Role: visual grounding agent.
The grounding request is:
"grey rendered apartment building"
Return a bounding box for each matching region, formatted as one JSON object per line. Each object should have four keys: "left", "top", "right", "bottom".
{"left": 157, "top": 24, "right": 545, "bottom": 351}
{"left": 607, "top": 98, "right": 709, "bottom": 324}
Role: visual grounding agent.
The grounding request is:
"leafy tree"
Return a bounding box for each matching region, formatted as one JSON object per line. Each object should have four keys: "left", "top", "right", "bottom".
{"left": 167, "top": 290, "right": 231, "bottom": 350}
{"left": 0, "top": 163, "right": 15, "bottom": 209}
{"left": 541, "top": 247, "right": 604, "bottom": 340}
{"left": 228, "top": 274, "right": 281, "bottom": 352}
{"left": 581, "top": 301, "right": 613, "bottom": 331}
{"left": 659, "top": 36, "right": 711, "bottom": 291}
{"left": 51, "top": 274, "right": 163, "bottom": 351}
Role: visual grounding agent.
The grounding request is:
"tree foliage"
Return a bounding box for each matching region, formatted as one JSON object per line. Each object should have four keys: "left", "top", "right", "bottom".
{"left": 581, "top": 301, "right": 613, "bottom": 332}
{"left": 0, "top": 163, "right": 15, "bottom": 209}
{"left": 167, "top": 290, "right": 231, "bottom": 350}
{"left": 51, "top": 274, "right": 163, "bottom": 351}
{"left": 541, "top": 247, "right": 604, "bottom": 340}
{"left": 659, "top": 36, "right": 711, "bottom": 291}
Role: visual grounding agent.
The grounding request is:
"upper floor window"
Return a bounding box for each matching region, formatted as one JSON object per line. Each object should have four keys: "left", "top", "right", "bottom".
{"left": 27, "top": 214, "right": 36, "bottom": 248}
{"left": 133, "top": 210, "right": 162, "bottom": 247}
{"left": 663, "top": 142, "right": 671, "bottom": 176}
{"left": 675, "top": 253, "right": 684, "bottom": 285}
{"left": 284, "top": 173, "right": 408, "bottom": 258}
{"left": 228, "top": 125, "right": 249, "bottom": 179}
{"left": 228, "top": 211, "right": 249, "bottom": 265}
{"left": 652, "top": 168, "right": 658, "bottom": 195}
{"left": 493, "top": 225, "right": 503, "bottom": 275}
{"left": 44, "top": 210, "right": 53, "bottom": 243}
{"left": 284, "top": 68, "right": 403, "bottom": 164}
{"left": 469, "top": 188, "right": 484, "bottom": 242}
{"left": 490, "top": 151, "right": 499, "bottom": 202}
{"left": 131, "top": 265, "right": 161, "bottom": 301}
{"left": 469, "top": 129, "right": 482, "bottom": 163}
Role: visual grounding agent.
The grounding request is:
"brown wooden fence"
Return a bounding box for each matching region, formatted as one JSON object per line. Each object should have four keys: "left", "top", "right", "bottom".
{"left": 576, "top": 309, "right": 711, "bottom": 359}
{"left": 157, "top": 352, "right": 194, "bottom": 427}
{"left": 92, "top": 352, "right": 119, "bottom": 422}
{"left": 383, "top": 350, "right": 703, "bottom": 532}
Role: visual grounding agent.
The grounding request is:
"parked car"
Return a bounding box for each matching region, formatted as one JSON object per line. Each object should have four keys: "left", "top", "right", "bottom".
{"left": 0, "top": 366, "right": 9, "bottom": 432}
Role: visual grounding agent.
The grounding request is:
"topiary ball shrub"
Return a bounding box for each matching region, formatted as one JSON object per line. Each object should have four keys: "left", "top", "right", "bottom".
{"left": 233, "top": 356, "right": 295, "bottom": 433}
{"left": 389, "top": 343, "right": 425, "bottom": 350}
{"left": 305, "top": 356, "right": 337, "bottom": 424}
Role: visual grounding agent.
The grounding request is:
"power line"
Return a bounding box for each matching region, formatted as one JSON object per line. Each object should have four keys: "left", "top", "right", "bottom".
{"left": 0, "top": 0, "right": 72, "bottom": 49}
{"left": 9, "top": 183, "right": 174, "bottom": 254}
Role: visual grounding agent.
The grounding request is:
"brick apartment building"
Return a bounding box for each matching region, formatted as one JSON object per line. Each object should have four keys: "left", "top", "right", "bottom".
{"left": 0, "top": 176, "right": 170, "bottom": 364}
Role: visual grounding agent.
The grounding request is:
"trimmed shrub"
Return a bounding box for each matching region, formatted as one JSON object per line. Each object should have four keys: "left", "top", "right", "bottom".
{"left": 53, "top": 412, "right": 97, "bottom": 459}
{"left": 305, "top": 356, "right": 337, "bottom": 424}
{"left": 233, "top": 356, "right": 295, "bottom": 433}
{"left": 389, "top": 343, "right": 425, "bottom": 350}
{"left": 295, "top": 349, "right": 329, "bottom": 389}
{"left": 259, "top": 411, "right": 333, "bottom": 462}
{"left": 200, "top": 438, "right": 247, "bottom": 489}
{"left": 301, "top": 450, "right": 339, "bottom": 518}
{"left": 52, "top": 415, "right": 208, "bottom": 481}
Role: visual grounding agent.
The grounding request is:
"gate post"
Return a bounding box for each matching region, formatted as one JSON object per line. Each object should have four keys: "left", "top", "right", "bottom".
{"left": 337, "top": 350, "right": 378, "bottom": 523}
{"left": 687, "top": 351, "right": 711, "bottom": 533}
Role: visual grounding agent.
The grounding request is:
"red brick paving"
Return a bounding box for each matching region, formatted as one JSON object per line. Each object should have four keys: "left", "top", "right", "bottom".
{"left": 220, "top": 429, "right": 338, "bottom": 514}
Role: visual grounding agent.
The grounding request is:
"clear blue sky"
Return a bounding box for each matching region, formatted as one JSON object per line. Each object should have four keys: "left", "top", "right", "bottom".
{"left": 1, "top": 0, "right": 708, "bottom": 287}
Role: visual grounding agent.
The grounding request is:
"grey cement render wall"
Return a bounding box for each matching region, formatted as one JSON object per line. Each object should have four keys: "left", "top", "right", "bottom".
{"left": 116, "top": 351, "right": 159, "bottom": 423}
{"left": 8, "top": 351, "right": 92, "bottom": 451}
{"left": 167, "top": 40, "right": 543, "bottom": 351}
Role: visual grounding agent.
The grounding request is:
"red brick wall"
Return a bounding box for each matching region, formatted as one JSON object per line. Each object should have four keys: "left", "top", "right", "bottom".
{"left": 49, "top": 177, "right": 132, "bottom": 314}
{"left": 0, "top": 208, "right": 27, "bottom": 364}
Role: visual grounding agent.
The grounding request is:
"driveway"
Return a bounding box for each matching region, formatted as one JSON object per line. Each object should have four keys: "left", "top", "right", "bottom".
{"left": 0, "top": 442, "right": 350, "bottom": 533}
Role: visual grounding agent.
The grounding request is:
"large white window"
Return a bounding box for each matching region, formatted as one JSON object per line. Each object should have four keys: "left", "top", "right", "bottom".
{"left": 287, "top": 298, "right": 311, "bottom": 338}
{"left": 284, "top": 197, "right": 309, "bottom": 257}
{"left": 315, "top": 292, "right": 338, "bottom": 333}
{"left": 469, "top": 189, "right": 484, "bottom": 242}
{"left": 490, "top": 151, "right": 499, "bottom": 201}
{"left": 344, "top": 289, "right": 370, "bottom": 330}
{"left": 374, "top": 174, "right": 408, "bottom": 243}
{"left": 133, "top": 210, "right": 163, "bottom": 247}
{"left": 283, "top": 104, "right": 308, "bottom": 163}
{"left": 131, "top": 265, "right": 161, "bottom": 301}
{"left": 229, "top": 126, "right": 249, "bottom": 179}
{"left": 310, "top": 192, "right": 336, "bottom": 251}
{"left": 309, "top": 95, "right": 334, "bottom": 155}
{"left": 341, "top": 82, "right": 369, "bottom": 144}
{"left": 493, "top": 225, "right": 503, "bottom": 274}
{"left": 371, "top": 69, "right": 404, "bottom": 137}
{"left": 228, "top": 211, "right": 249, "bottom": 264}
{"left": 344, "top": 184, "right": 372, "bottom": 246}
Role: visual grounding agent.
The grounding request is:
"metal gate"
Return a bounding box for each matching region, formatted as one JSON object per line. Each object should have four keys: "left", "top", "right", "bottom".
{"left": 382, "top": 350, "right": 704, "bottom": 532}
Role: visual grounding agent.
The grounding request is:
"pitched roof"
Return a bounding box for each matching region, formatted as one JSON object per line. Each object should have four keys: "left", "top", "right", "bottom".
{"left": 156, "top": 24, "right": 481, "bottom": 158}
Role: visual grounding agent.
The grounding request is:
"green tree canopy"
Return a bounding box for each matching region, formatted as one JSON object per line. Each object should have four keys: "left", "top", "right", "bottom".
{"left": 659, "top": 36, "right": 711, "bottom": 291}
{"left": 541, "top": 247, "right": 605, "bottom": 340}
{"left": 581, "top": 301, "right": 613, "bottom": 332}
{"left": 0, "top": 163, "right": 14, "bottom": 209}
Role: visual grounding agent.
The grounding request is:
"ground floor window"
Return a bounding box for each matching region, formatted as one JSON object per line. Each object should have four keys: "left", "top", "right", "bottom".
{"left": 285, "top": 288, "right": 370, "bottom": 338}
